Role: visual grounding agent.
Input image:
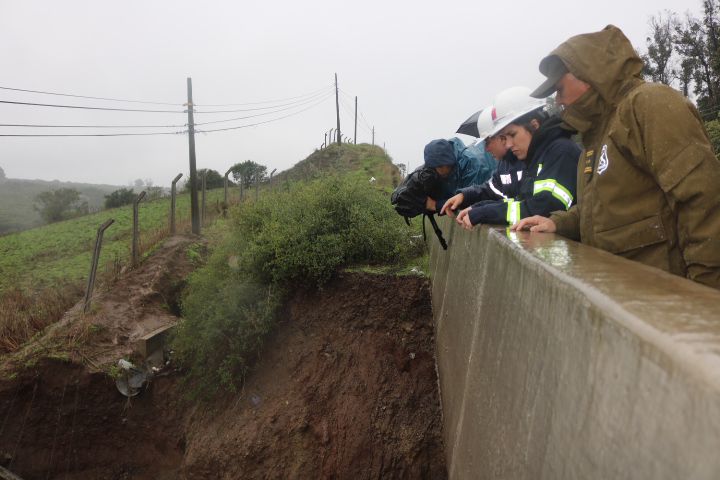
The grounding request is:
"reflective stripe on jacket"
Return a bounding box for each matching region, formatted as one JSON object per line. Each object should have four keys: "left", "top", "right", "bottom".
{"left": 459, "top": 116, "right": 580, "bottom": 226}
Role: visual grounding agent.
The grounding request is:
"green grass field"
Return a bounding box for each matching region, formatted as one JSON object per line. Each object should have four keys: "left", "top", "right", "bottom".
{"left": 0, "top": 144, "right": 403, "bottom": 353}
{"left": 0, "top": 187, "right": 229, "bottom": 293}
{"left": 0, "top": 142, "right": 402, "bottom": 295}
{"left": 0, "top": 178, "right": 121, "bottom": 235}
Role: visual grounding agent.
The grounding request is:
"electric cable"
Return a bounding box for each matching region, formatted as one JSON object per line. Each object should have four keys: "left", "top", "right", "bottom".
{"left": 0, "top": 130, "right": 184, "bottom": 137}
{"left": 0, "top": 85, "right": 181, "bottom": 106}
{"left": 0, "top": 99, "right": 185, "bottom": 113}
{"left": 193, "top": 87, "right": 335, "bottom": 113}
{"left": 194, "top": 91, "right": 335, "bottom": 126}
{"left": 0, "top": 92, "right": 333, "bottom": 130}
{"left": 194, "top": 84, "right": 333, "bottom": 107}
{"left": 196, "top": 93, "right": 332, "bottom": 133}
{"left": 339, "top": 88, "right": 373, "bottom": 130}
{"left": 0, "top": 122, "right": 187, "bottom": 128}
{"left": 338, "top": 96, "right": 356, "bottom": 124}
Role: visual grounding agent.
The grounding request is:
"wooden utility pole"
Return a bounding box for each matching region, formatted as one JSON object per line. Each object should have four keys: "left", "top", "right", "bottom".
{"left": 372, "top": 126, "right": 375, "bottom": 146}
{"left": 186, "top": 78, "right": 200, "bottom": 235}
{"left": 354, "top": 96, "right": 358, "bottom": 145}
{"left": 335, "top": 73, "right": 341, "bottom": 145}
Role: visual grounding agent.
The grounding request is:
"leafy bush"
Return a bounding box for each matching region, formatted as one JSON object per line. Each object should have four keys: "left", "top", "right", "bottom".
{"left": 234, "top": 175, "right": 415, "bottom": 286}
{"left": 172, "top": 175, "right": 416, "bottom": 396}
{"left": 104, "top": 187, "right": 136, "bottom": 209}
{"left": 34, "top": 188, "right": 89, "bottom": 223}
{"left": 173, "top": 239, "right": 280, "bottom": 395}
{"left": 705, "top": 119, "right": 720, "bottom": 160}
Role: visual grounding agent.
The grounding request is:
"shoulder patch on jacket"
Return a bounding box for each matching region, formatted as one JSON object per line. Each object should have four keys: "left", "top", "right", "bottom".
{"left": 597, "top": 145, "right": 609, "bottom": 175}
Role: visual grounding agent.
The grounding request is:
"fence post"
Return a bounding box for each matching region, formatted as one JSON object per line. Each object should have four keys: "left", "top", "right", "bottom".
{"left": 255, "top": 173, "right": 259, "bottom": 201}
{"left": 170, "top": 173, "right": 183, "bottom": 235}
{"left": 84, "top": 219, "right": 114, "bottom": 314}
{"left": 201, "top": 171, "right": 207, "bottom": 229}
{"left": 132, "top": 191, "right": 147, "bottom": 266}
{"left": 224, "top": 167, "right": 233, "bottom": 205}
{"left": 270, "top": 168, "right": 277, "bottom": 192}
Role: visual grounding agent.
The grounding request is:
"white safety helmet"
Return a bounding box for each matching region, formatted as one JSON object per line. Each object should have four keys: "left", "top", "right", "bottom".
{"left": 475, "top": 106, "right": 496, "bottom": 142}
{"left": 486, "top": 86, "right": 547, "bottom": 138}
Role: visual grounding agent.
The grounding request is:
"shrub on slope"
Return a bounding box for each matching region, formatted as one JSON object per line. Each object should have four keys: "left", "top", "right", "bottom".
{"left": 173, "top": 176, "right": 416, "bottom": 395}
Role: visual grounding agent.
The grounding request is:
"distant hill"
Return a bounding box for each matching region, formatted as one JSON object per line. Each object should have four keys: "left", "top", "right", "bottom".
{"left": 275, "top": 143, "right": 402, "bottom": 189}
{"left": 0, "top": 177, "right": 122, "bottom": 235}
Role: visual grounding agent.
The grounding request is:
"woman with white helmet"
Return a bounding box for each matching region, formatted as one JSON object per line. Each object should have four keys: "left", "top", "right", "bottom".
{"left": 441, "top": 87, "right": 579, "bottom": 228}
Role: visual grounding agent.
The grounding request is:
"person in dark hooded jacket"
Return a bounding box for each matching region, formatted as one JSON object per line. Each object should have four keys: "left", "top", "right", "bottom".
{"left": 442, "top": 107, "right": 580, "bottom": 227}
{"left": 422, "top": 137, "right": 496, "bottom": 213}
{"left": 514, "top": 25, "right": 720, "bottom": 290}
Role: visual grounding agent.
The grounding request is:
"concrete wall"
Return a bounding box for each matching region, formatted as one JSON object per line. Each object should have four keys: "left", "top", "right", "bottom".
{"left": 429, "top": 221, "right": 720, "bottom": 480}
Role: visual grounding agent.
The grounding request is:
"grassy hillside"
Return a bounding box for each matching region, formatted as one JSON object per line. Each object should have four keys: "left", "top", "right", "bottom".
{"left": 275, "top": 143, "right": 402, "bottom": 190}
{"left": 0, "top": 143, "right": 399, "bottom": 294}
{"left": 0, "top": 144, "right": 404, "bottom": 352}
{"left": 0, "top": 177, "right": 122, "bottom": 235}
{"left": 0, "top": 188, "right": 227, "bottom": 293}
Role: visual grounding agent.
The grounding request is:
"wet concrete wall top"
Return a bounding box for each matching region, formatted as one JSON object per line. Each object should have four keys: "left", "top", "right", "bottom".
{"left": 429, "top": 220, "right": 720, "bottom": 480}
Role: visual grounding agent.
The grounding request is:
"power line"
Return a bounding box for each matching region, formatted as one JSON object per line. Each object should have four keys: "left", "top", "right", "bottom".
{"left": 0, "top": 130, "right": 184, "bottom": 137}
{"left": 196, "top": 94, "right": 332, "bottom": 133}
{"left": 194, "top": 84, "right": 333, "bottom": 107}
{"left": 194, "top": 91, "right": 335, "bottom": 126}
{"left": 0, "top": 99, "right": 185, "bottom": 113}
{"left": 339, "top": 88, "right": 373, "bottom": 131}
{"left": 339, "top": 95, "right": 370, "bottom": 134}
{"left": 0, "top": 122, "right": 186, "bottom": 128}
{"left": 0, "top": 85, "right": 181, "bottom": 106}
{"left": 358, "top": 111, "right": 373, "bottom": 131}
{"left": 194, "top": 87, "right": 335, "bottom": 113}
{"left": 338, "top": 96, "right": 356, "bottom": 124}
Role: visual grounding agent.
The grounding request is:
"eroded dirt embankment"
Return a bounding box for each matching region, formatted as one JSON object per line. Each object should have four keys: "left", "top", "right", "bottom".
{"left": 0, "top": 237, "right": 446, "bottom": 479}
{"left": 182, "top": 273, "right": 446, "bottom": 479}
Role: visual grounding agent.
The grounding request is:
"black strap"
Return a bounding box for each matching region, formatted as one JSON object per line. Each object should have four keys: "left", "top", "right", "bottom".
{"left": 422, "top": 214, "right": 427, "bottom": 243}
{"left": 418, "top": 214, "right": 448, "bottom": 250}
{"left": 427, "top": 214, "right": 448, "bottom": 250}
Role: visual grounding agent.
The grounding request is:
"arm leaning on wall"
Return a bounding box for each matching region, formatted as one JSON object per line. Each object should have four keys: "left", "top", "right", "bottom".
{"left": 467, "top": 141, "right": 578, "bottom": 226}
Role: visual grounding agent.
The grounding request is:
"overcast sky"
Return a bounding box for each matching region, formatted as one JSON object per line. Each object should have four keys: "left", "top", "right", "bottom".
{"left": 0, "top": 0, "right": 699, "bottom": 187}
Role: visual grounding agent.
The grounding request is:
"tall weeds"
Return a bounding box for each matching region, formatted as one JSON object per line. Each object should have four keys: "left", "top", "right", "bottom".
{"left": 0, "top": 283, "right": 84, "bottom": 353}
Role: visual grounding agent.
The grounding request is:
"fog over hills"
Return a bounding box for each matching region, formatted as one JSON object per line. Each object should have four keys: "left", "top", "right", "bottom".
{"left": 0, "top": 168, "right": 121, "bottom": 234}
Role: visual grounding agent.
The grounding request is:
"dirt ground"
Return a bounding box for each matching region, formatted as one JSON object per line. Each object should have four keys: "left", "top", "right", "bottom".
{"left": 182, "top": 273, "right": 446, "bottom": 479}
{"left": 0, "top": 236, "right": 446, "bottom": 479}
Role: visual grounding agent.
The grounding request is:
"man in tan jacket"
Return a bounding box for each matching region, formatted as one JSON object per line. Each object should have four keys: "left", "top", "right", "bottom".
{"left": 514, "top": 25, "right": 720, "bottom": 290}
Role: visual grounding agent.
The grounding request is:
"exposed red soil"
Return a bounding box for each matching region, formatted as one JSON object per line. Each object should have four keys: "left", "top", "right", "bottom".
{"left": 0, "top": 233, "right": 446, "bottom": 479}
{"left": 0, "top": 359, "right": 185, "bottom": 480}
{"left": 182, "top": 273, "right": 446, "bottom": 479}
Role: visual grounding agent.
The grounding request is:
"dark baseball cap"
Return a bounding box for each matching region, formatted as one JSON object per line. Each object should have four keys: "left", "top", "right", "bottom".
{"left": 530, "top": 55, "right": 569, "bottom": 98}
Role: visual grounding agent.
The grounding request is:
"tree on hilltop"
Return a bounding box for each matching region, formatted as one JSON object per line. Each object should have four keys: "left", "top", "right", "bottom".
{"left": 0, "top": 166, "right": 5, "bottom": 182}
{"left": 230, "top": 160, "right": 267, "bottom": 188}
{"left": 184, "top": 168, "right": 225, "bottom": 191}
{"left": 34, "top": 188, "right": 89, "bottom": 223}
